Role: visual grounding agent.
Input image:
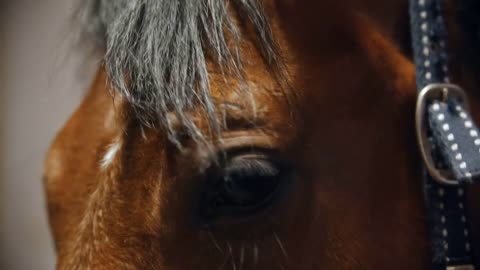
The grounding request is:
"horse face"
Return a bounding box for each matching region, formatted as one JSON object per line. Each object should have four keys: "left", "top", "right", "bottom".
{"left": 45, "top": 0, "right": 480, "bottom": 269}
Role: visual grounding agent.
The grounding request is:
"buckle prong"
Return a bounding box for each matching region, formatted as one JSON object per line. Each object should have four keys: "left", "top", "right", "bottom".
{"left": 442, "top": 87, "right": 449, "bottom": 102}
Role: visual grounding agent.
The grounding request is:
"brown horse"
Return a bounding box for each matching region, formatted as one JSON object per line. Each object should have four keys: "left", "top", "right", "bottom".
{"left": 44, "top": 0, "right": 480, "bottom": 269}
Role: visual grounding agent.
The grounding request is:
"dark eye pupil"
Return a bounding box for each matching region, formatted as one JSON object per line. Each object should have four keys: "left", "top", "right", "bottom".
{"left": 200, "top": 155, "right": 285, "bottom": 220}
{"left": 223, "top": 166, "right": 279, "bottom": 206}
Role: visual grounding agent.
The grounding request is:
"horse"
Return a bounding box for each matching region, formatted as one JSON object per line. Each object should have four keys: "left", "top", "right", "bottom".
{"left": 44, "top": 0, "right": 480, "bottom": 269}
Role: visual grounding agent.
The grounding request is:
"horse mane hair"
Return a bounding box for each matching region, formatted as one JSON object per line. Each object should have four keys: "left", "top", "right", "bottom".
{"left": 78, "top": 0, "right": 480, "bottom": 144}
{"left": 78, "top": 0, "right": 281, "bottom": 144}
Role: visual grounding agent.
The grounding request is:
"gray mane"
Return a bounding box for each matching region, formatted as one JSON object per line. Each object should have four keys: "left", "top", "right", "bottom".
{"left": 78, "top": 0, "right": 281, "bottom": 144}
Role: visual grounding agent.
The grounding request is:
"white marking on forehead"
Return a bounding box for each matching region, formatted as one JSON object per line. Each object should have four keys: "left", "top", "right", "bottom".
{"left": 100, "top": 139, "right": 122, "bottom": 169}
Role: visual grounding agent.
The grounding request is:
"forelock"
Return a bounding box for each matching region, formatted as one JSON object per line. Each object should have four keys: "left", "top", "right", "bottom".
{"left": 78, "top": 0, "right": 281, "bottom": 145}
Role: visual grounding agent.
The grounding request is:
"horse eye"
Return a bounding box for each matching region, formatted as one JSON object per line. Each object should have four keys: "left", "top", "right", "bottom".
{"left": 199, "top": 154, "right": 287, "bottom": 221}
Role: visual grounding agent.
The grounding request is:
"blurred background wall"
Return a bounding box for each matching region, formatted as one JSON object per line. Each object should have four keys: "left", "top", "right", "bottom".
{"left": 0, "top": 0, "right": 98, "bottom": 269}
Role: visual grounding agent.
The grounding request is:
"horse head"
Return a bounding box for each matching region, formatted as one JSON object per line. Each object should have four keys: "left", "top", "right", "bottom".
{"left": 44, "top": 0, "right": 480, "bottom": 269}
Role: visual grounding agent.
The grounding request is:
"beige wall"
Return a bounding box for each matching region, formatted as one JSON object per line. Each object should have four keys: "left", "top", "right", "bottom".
{"left": 1, "top": 0, "right": 98, "bottom": 269}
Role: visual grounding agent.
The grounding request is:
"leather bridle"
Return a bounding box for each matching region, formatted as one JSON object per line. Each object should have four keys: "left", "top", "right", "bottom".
{"left": 410, "top": 0, "right": 478, "bottom": 269}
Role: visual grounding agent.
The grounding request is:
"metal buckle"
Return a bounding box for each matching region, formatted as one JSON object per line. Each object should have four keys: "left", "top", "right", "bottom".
{"left": 415, "top": 83, "right": 470, "bottom": 186}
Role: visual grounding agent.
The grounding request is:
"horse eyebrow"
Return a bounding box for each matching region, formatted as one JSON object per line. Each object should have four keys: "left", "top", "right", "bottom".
{"left": 163, "top": 102, "right": 266, "bottom": 146}
{"left": 77, "top": 0, "right": 283, "bottom": 144}
{"left": 219, "top": 102, "right": 267, "bottom": 131}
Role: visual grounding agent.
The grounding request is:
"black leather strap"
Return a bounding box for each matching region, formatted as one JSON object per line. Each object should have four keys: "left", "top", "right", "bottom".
{"left": 409, "top": 0, "right": 478, "bottom": 269}
{"left": 429, "top": 101, "right": 480, "bottom": 183}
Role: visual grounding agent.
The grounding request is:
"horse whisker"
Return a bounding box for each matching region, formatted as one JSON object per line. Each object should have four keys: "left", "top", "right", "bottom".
{"left": 239, "top": 242, "right": 245, "bottom": 270}
{"left": 227, "top": 242, "right": 237, "bottom": 270}
{"left": 273, "top": 232, "right": 289, "bottom": 262}
{"left": 252, "top": 242, "right": 259, "bottom": 269}
{"left": 208, "top": 230, "right": 225, "bottom": 254}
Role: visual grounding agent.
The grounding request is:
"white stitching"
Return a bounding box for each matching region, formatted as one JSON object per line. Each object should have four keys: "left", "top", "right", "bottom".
{"left": 455, "top": 106, "right": 480, "bottom": 179}
{"left": 419, "top": 0, "right": 472, "bottom": 257}
{"left": 418, "top": 0, "right": 472, "bottom": 257}
{"left": 432, "top": 102, "right": 472, "bottom": 178}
